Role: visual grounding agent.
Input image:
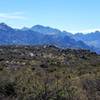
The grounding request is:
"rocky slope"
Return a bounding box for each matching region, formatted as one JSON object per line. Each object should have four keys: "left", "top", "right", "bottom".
{"left": 0, "top": 45, "right": 99, "bottom": 100}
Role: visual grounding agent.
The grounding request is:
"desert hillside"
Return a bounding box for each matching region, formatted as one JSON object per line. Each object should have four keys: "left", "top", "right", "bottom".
{"left": 0, "top": 45, "right": 100, "bottom": 100}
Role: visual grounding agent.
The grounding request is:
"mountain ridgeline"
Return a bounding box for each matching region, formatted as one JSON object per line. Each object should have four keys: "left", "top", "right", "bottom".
{"left": 0, "top": 23, "right": 99, "bottom": 53}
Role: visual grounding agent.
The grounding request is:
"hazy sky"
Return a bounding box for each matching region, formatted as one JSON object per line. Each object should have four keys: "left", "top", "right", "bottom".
{"left": 0, "top": 0, "right": 100, "bottom": 33}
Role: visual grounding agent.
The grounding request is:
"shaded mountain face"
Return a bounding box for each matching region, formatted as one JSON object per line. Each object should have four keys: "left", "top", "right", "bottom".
{"left": 73, "top": 31, "right": 100, "bottom": 53}
{"left": 0, "top": 23, "right": 91, "bottom": 51}
{"left": 0, "top": 25, "right": 44, "bottom": 45}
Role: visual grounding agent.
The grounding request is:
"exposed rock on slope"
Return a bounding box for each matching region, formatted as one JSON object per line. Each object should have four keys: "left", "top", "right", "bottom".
{"left": 0, "top": 45, "right": 100, "bottom": 100}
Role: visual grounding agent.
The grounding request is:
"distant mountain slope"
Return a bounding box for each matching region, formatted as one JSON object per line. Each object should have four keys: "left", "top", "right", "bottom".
{"left": 0, "top": 23, "right": 91, "bottom": 51}
{"left": 73, "top": 31, "right": 100, "bottom": 53}
{"left": 22, "top": 25, "right": 73, "bottom": 36}
{"left": 31, "top": 25, "right": 61, "bottom": 35}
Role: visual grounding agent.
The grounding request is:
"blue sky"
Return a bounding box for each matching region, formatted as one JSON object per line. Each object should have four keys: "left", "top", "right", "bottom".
{"left": 0, "top": 0, "right": 100, "bottom": 33}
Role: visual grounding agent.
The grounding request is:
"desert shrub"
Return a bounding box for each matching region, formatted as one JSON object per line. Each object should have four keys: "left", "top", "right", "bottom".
{"left": 0, "top": 81, "right": 16, "bottom": 97}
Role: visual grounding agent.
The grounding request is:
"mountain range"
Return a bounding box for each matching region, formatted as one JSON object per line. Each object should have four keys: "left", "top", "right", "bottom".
{"left": 0, "top": 23, "right": 99, "bottom": 53}
{"left": 73, "top": 31, "right": 100, "bottom": 53}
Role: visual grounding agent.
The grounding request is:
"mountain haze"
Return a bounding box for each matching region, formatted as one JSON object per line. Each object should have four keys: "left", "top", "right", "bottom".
{"left": 0, "top": 23, "right": 91, "bottom": 49}
{"left": 73, "top": 31, "right": 100, "bottom": 53}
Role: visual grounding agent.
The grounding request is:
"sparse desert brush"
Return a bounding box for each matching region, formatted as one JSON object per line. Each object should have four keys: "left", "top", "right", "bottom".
{"left": 0, "top": 45, "right": 99, "bottom": 100}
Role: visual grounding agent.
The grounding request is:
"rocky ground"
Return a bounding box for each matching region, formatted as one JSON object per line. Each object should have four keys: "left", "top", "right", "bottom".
{"left": 0, "top": 45, "right": 100, "bottom": 100}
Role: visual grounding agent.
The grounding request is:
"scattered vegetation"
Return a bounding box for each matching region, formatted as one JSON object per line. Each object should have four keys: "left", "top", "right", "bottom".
{"left": 0, "top": 45, "right": 99, "bottom": 100}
